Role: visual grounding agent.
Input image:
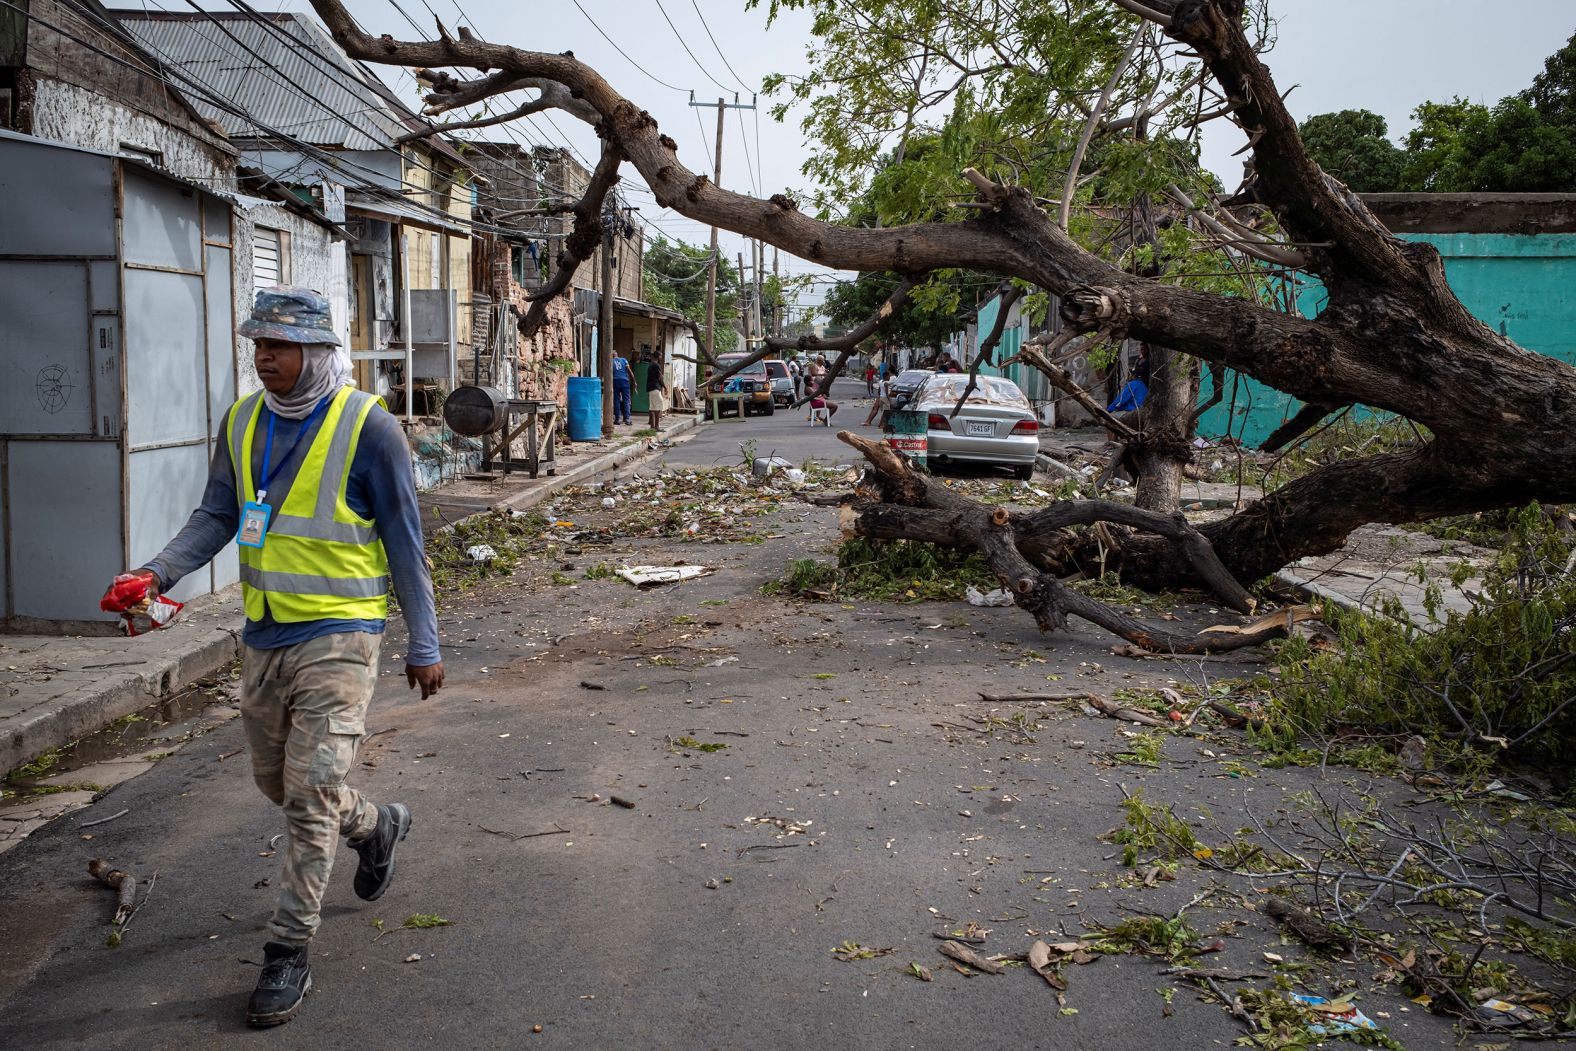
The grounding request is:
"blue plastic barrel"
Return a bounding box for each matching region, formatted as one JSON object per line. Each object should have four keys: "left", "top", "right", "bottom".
{"left": 566, "top": 376, "right": 603, "bottom": 441}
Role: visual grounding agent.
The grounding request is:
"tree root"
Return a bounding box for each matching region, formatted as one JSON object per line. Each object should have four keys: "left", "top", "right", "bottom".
{"left": 835, "top": 430, "right": 1296, "bottom": 654}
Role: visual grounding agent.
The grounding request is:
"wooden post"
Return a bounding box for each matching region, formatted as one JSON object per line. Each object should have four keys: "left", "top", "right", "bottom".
{"left": 599, "top": 213, "right": 615, "bottom": 437}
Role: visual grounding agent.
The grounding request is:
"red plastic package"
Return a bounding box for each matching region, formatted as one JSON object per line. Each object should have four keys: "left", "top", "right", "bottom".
{"left": 100, "top": 572, "right": 184, "bottom": 636}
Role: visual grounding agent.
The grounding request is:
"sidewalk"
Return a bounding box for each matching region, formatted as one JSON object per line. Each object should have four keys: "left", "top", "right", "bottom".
{"left": 419, "top": 412, "right": 700, "bottom": 535}
{"left": 0, "top": 591, "right": 242, "bottom": 777}
{"left": 0, "top": 412, "right": 703, "bottom": 776}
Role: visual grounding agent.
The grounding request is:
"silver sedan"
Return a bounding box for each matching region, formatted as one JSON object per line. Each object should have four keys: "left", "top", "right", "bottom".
{"left": 912, "top": 373, "right": 1040, "bottom": 480}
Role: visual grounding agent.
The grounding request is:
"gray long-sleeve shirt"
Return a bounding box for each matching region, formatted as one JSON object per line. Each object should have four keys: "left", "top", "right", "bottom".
{"left": 145, "top": 403, "right": 441, "bottom": 666}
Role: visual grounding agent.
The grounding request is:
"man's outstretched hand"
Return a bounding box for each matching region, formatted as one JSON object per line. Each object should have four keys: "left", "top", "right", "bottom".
{"left": 407, "top": 662, "right": 444, "bottom": 699}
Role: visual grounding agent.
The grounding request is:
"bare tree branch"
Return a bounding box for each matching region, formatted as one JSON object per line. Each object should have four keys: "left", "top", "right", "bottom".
{"left": 1060, "top": 25, "right": 1146, "bottom": 231}
{"left": 517, "top": 138, "right": 622, "bottom": 339}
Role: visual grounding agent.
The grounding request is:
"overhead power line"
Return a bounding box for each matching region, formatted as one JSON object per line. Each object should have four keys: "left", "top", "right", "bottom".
{"left": 570, "top": 0, "right": 688, "bottom": 94}
{"left": 652, "top": 0, "right": 730, "bottom": 95}
{"left": 690, "top": 0, "right": 753, "bottom": 95}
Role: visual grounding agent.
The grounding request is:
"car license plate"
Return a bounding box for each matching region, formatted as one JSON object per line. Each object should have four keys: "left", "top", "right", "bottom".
{"left": 965, "top": 421, "right": 994, "bottom": 436}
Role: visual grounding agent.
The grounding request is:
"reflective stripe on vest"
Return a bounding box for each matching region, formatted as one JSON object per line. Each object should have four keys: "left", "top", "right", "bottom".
{"left": 228, "top": 385, "right": 390, "bottom": 624}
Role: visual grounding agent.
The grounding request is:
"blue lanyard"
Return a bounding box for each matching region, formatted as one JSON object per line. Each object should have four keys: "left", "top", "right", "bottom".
{"left": 257, "top": 396, "right": 332, "bottom": 501}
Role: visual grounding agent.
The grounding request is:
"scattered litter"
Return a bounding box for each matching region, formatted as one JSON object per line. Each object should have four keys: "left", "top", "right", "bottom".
{"left": 704, "top": 878, "right": 720, "bottom": 890}
{"left": 78, "top": 808, "right": 130, "bottom": 829}
{"left": 617, "top": 565, "right": 713, "bottom": 587}
{"left": 465, "top": 544, "right": 497, "bottom": 563}
{"left": 404, "top": 953, "right": 422, "bottom": 963}
{"left": 602, "top": 497, "right": 616, "bottom": 509}
{"left": 1477, "top": 779, "right": 1533, "bottom": 802}
{"left": 752, "top": 455, "right": 795, "bottom": 479}
{"left": 704, "top": 656, "right": 739, "bottom": 668}
{"left": 1476, "top": 998, "right": 1540, "bottom": 1027}
{"left": 1291, "top": 994, "right": 1384, "bottom": 1038}
{"left": 784, "top": 468, "right": 807, "bottom": 486}
{"left": 965, "top": 585, "right": 1014, "bottom": 607}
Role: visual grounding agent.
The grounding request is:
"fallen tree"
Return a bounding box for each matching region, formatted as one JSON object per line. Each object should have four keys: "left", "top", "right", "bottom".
{"left": 303, "top": 0, "right": 1576, "bottom": 645}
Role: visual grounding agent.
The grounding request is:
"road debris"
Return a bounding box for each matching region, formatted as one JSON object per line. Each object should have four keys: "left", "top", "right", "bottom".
{"left": 1262, "top": 898, "right": 1353, "bottom": 953}
{"left": 617, "top": 565, "right": 712, "bottom": 587}
{"left": 832, "top": 941, "right": 894, "bottom": 961}
{"left": 1026, "top": 940, "right": 1067, "bottom": 990}
{"left": 937, "top": 939, "right": 1004, "bottom": 974}
{"left": 1290, "top": 994, "right": 1385, "bottom": 1040}
{"left": 87, "top": 857, "right": 136, "bottom": 925}
{"left": 964, "top": 585, "right": 1014, "bottom": 607}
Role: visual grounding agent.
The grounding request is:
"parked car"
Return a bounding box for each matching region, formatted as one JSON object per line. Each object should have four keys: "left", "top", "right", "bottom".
{"left": 888, "top": 368, "right": 933, "bottom": 407}
{"left": 706, "top": 353, "right": 775, "bottom": 418}
{"left": 911, "top": 373, "right": 1039, "bottom": 479}
{"left": 764, "top": 359, "right": 795, "bottom": 407}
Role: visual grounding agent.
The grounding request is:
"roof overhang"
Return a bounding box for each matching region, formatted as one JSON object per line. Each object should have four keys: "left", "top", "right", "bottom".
{"left": 346, "top": 191, "right": 469, "bottom": 237}
{"left": 1360, "top": 193, "right": 1576, "bottom": 235}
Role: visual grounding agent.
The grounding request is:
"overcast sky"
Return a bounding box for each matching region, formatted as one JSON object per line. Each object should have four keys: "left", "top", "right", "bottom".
{"left": 319, "top": 1, "right": 1572, "bottom": 316}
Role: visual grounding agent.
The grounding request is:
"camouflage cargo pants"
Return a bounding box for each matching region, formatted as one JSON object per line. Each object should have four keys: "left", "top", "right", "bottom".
{"left": 240, "top": 631, "right": 382, "bottom": 945}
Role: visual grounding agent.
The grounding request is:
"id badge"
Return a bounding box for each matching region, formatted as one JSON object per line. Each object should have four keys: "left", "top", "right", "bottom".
{"left": 237, "top": 501, "right": 273, "bottom": 549}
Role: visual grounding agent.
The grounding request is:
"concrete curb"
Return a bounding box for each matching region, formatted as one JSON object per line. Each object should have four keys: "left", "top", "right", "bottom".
{"left": 1, "top": 609, "right": 241, "bottom": 775}
{"left": 3, "top": 415, "right": 703, "bottom": 774}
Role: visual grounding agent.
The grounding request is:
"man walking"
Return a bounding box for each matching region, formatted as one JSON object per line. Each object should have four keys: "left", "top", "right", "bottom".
{"left": 117, "top": 288, "right": 442, "bottom": 1027}
{"left": 612, "top": 347, "right": 634, "bottom": 425}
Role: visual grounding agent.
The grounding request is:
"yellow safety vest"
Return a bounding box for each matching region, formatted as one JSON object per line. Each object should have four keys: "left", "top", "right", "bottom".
{"left": 227, "top": 385, "right": 390, "bottom": 624}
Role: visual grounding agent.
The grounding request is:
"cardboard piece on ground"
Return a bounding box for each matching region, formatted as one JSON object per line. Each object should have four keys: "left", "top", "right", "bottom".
{"left": 617, "top": 565, "right": 713, "bottom": 587}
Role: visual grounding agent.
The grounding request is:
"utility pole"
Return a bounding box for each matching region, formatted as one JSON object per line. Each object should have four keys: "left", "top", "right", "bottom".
{"left": 599, "top": 208, "right": 615, "bottom": 437}
{"left": 752, "top": 240, "right": 764, "bottom": 346}
{"left": 688, "top": 93, "right": 756, "bottom": 378}
{"left": 737, "top": 251, "right": 749, "bottom": 344}
{"left": 773, "top": 247, "right": 781, "bottom": 337}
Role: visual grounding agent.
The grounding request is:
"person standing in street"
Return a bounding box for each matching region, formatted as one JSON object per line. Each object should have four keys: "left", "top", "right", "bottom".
{"left": 116, "top": 288, "right": 443, "bottom": 1028}
{"left": 644, "top": 351, "right": 668, "bottom": 431}
{"left": 612, "top": 348, "right": 634, "bottom": 425}
{"left": 864, "top": 372, "right": 891, "bottom": 427}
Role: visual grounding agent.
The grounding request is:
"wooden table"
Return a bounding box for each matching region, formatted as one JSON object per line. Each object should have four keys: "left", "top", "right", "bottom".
{"left": 707, "top": 392, "right": 750, "bottom": 420}
{"left": 481, "top": 399, "right": 559, "bottom": 478}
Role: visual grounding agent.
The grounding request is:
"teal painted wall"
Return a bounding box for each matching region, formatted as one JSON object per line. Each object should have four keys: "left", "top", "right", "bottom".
{"left": 973, "top": 295, "right": 1029, "bottom": 393}
{"left": 1195, "top": 232, "right": 1576, "bottom": 446}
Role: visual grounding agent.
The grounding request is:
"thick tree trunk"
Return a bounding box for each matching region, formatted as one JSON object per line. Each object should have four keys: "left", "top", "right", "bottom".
{"left": 1128, "top": 344, "right": 1199, "bottom": 512}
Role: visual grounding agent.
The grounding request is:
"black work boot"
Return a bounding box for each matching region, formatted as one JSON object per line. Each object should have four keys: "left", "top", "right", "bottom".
{"left": 351, "top": 802, "right": 411, "bottom": 902}
{"left": 246, "top": 941, "right": 312, "bottom": 1027}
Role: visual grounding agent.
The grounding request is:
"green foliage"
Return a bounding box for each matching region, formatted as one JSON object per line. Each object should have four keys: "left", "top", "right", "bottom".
{"left": 771, "top": 537, "right": 995, "bottom": 602}
{"left": 1298, "top": 110, "right": 1406, "bottom": 192}
{"left": 643, "top": 236, "right": 741, "bottom": 353}
{"left": 1269, "top": 505, "right": 1576, "bottom": 773}
{"left": 400, "top": 914, "right": 451, "bottom": 930}
{"left": 1303, "top": 34, "right": 1576, "bottom": 193}
{"left": 426, "top": 510, "right": 548, "bottom": 592}
{"left": 8, "top": 748, "right": 63, "bottom": 782}
{"left": 1088, "top": 914, "right": 1203, "bottom": 963}
{"left": 1111, "top": 791, "right": 1201, "bottom": 866}
{"left": 671, "top": 736, "right": 728, "bottom": 753}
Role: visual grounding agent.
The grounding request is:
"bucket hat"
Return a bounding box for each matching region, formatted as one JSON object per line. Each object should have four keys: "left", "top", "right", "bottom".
{"left": 238, "top": 286, "right": 341, "bottom": 346}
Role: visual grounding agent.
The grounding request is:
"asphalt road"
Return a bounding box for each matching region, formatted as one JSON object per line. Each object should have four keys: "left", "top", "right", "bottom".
{"left": 0, "top": 404, "right": 1459, "bottom": 1050}
{"left": 668, "top": 376, "right": 874, "bottom": 470}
